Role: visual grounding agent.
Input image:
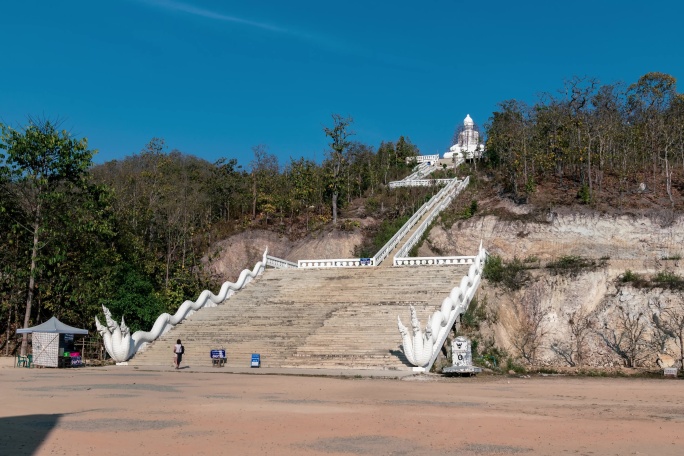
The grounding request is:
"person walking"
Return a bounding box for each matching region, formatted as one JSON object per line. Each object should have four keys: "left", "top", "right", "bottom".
{"left": 173, "top": 339, "right": 184, "bottom": 369}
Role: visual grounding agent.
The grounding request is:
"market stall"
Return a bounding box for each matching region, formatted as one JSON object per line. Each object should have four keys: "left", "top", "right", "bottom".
{"left": 16, "top": 317, "right": 89, "bottom": 368}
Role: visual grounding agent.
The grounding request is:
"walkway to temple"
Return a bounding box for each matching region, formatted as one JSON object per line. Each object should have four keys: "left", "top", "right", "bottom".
{"left": 130, "top": 265, "right": 470, "bottom": 370}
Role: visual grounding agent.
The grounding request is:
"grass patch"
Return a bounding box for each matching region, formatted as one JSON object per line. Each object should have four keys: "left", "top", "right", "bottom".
{"left": 483, "top": 255, "right": 530, "bottom": 291}
{"left": 460, "top": 296, "right": 488, "bottom": 331}
{"left": 652, "top": 271, "right": 684, "bottom": 289}
{"left": 545, "top": 255, "right": 608, "bottom": 276}
{"left": 354, "top": 214, "right": 410, "bottom": 258}
{"left": 408, "top": 220, "right": 438, "bottom": 257}
{"left": 506, "top": 357, "right": 527, "bottom": 374}
{"left": 619, "top": 270, "right": 684, "bottom": 290}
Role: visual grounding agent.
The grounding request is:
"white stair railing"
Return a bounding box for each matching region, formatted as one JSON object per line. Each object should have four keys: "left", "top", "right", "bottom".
{"left": 266, "top": 255, "right": 298, "bottom": 269}
{"left": 404, "top": 162, "right": 430, "bottom": 180}
{"left": 398, "top": 242, "right": 487, "bottom": 372}
{"left": 372, "top": 178, "right": 459, "bottom": 266}
{"left": 298, "top": 257, "right": 374, "bottom": 268}
{"left": 389, "top": 178, "right": 452, "bottom": 189}
{"left": 96, "top": 249, "right": 269, "bottom": 363}
{"left": 394, "top": 256, "right": 476, "bottom": 267}
{"left": 393, "top": 176, "right": 469, "bottom": 265}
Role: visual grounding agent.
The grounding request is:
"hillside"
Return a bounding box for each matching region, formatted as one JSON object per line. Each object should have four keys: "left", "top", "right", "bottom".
{"left": 203, "top": 166, "right": 684, "bottom": 371}
{"left": 421, "top": 172, "right": 684, "bottom": 371}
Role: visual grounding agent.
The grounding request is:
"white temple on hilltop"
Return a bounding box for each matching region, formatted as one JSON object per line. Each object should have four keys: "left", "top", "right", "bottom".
{"left": 444, "top": 114, "right": 484, "bottom": 161}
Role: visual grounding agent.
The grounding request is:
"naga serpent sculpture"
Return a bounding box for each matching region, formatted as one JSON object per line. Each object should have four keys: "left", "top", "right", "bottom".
{"left": 398, "top": 243, "right": 486, "bottom": 369}
{"left": 96, "top": 248, "right": 269, "bottom": 363}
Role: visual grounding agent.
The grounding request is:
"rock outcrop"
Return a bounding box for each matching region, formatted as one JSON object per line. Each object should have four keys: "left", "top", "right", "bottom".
{"left": 441, "top": 208, "right": 684, "bottom": 369}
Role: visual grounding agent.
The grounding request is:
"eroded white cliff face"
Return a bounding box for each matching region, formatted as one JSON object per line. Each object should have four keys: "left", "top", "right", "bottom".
{"left": 430, "top": 209, "right": 683, "bottom": 268}
{"left": 433, "top": 209, "right": 684, "bottom": 368}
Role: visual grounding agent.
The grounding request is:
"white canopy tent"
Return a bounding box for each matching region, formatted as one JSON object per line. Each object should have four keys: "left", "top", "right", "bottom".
{"left": 16, "top": 317, "right": 88, "bottom": 367}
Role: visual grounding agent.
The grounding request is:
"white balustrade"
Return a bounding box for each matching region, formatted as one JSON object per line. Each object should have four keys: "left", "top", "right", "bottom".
{"left": 404, "top": 162, "right": 429, "bottom": 180}
{"left": 389, "top": 178, "right": 452, "bottom": 189}
{"left": 297, "top": 258, "right": 375, "bottom": 268}
{"left": 398, "top": 242, "right": 487, "bottom": 372}
{"left": 406, "top": 154, "right": 439, "bottom": 164}
{"left": 393, "top": 256, "right": 476, "bottom": 267}
{"left": 266, "top": 255, "right": 298, "bottom": 269}
{"left": 373, "top": 179, "right": 458, "bottom": 266}
{"left": 393, "top": 176, "right": 469, "bottom": 266}
{"left": 243, "top": 175, "right": 468, "bottom": 271}
{"left": 96, "top": 249, "right": 270, "bottom": 362}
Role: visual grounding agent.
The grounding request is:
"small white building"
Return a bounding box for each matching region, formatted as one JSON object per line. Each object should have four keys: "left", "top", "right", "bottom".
{"left": 444, "top": 114, "right": 484, "bottom": 161}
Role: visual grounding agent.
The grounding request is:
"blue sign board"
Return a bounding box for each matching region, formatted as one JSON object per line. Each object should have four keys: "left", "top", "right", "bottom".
{"left": 211, "top": 349, "right": 226, "bottom": 359}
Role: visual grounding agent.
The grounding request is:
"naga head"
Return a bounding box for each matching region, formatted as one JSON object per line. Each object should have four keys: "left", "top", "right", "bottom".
{"left": 103, "top": 305, "right": 118, "bottom": 332}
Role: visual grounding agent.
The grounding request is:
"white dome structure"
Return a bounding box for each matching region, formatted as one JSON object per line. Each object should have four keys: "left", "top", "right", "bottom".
{"left": 443, "top": 114, "right": 484, "bottom": 161}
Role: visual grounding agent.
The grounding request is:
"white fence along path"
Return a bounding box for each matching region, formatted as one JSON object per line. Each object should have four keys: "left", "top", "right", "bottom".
{"left": 373, "top": 178, "right": 460, "bottom": 266}
{"left": 268, "top": 175, "right": 470, "bottom": 269}
{"left": 96, "top": 249, "right": 269, "bottom": 362}
{"left": 398, "top": 242, "right": 487, "bottom": 371}
{"left": 266, "top": 255, "right": 297, "bottom": 269}
{"left": 393, "top": 176, "right": 470, "bottom": 266}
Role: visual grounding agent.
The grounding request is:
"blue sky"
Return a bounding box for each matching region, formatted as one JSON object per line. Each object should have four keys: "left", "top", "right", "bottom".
{"left": 1, "top": 0, "right": 683, "bottom": 167}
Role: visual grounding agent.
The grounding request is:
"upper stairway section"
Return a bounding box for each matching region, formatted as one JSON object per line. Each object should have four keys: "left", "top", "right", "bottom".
{"left": 129, "top": 264, "right": 470, "bottom": 370}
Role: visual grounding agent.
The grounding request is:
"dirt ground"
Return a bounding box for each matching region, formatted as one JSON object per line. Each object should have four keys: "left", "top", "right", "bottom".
{"left": 1, "top": 366, "right": 682, "bottom": 456}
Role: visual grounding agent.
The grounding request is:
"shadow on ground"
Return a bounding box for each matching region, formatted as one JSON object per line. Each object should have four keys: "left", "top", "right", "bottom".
{"left": 0, "top": 413, "right": 63, "bottom": 456}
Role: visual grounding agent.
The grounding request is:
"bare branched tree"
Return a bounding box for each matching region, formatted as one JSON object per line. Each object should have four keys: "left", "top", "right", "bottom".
{"left": 650, "top": 295, "right": 684, "bottom": 369}
{"left": 511, "top": 285, "right": 549, "bottom": 364}
{"left": 551, "top": 308, "right": 593, "bottom": 366}
{"left": 597, "top": 304, "right": 650, "bottom": 367}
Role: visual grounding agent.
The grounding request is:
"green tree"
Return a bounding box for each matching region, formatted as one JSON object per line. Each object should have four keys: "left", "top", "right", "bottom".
{"left": 211, "top": 157, "right": 242, "bottom": 221}
{"left": 323, "top": 114, "right": 354, "bottom": 225}
{"left": 250, "top": 145, "right": 279, "bottom": 222}
{"left": 0, "top": 119, "right": 94, "bottom": 355}
{"left": 287, "top": 157, "right": 319, "bottom": 229}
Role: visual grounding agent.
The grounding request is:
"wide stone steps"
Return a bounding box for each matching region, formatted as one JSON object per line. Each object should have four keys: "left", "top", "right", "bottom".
{"left": 130, "top": 265, "right": 470, "bottom": 370}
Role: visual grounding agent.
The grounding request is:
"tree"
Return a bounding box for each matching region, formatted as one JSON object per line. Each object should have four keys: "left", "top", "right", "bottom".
{"left": 0, "top": 119, "right": 94, "bottom": 355}
{"left": 287, "top": 157, "right": 319, "bottom": 230}
{"left": 651, "top": 296, "right": 684, "bottom": 371}
{"left": 211, "top": 157, "right": 242, "bottom": 221}
{"left": 324, "top": 114, "right": 354, "bottom": 225}
{"left": 597, "top": 304, "right": 650, "bottom": 367}
{"left": 249, "top": 145, "right": 279, "bottom": 221}
{"left": 511, "top": 284, "right": 549, "bottom": 364}
{"left": 550, "top": 308, "right": 593, "bottom": 366}
{"left": 627, "top": 72, "right": 679, "bottom": 199}
{"left": 485, "top": 100, "right": 531, "bottom": 196}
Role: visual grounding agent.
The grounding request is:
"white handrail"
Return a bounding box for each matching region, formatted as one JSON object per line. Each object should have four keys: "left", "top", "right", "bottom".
{"left": 425, "top": 243, "right": 487, "bottom": 371}
{"left": 250, "top": 175, "right": 467, "bottom": 271}
{"left": 372, "top": 179, "right": 459, "bottom": 266}
{"left": 404, "top": 162, "right": 430, "bottom": 180}
{"left": 266, "top": 255, "right": 298, "bottom": 269}
{"left": 297, "top": 257, "right": 375, "bottom": 268}
{"left": 407, "top": 154, "right": 439, "bottom": 164}
{"left": 393, "top": 256, "right": 477, "bottom": 267}
{"left": 393, "top": 176, "right": 469, "bottom": 264}
{"left": 389, "top": 178, "right": 452, "bottom": 189}
{"left": 398, "top": 242, "right": 487, "bottom": 372}
{"left": 96, "top": 249, "right": 269, "bottom": 362}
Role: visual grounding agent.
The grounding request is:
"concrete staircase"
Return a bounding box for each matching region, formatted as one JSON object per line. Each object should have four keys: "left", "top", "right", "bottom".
{"left": 129, "top": 265, "right": 470, "bottom": 370}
